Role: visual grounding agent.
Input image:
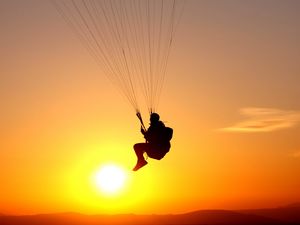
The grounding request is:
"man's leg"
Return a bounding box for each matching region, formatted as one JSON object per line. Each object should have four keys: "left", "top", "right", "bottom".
{"left": 134, "top": 143, "right": 145, "bottom": 160}
{"left": 133, "top": 143, "right": 148, "bottom": 171}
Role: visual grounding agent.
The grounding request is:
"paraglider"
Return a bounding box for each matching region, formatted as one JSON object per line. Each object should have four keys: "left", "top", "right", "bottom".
{"left": 51, "top": 0, "right": 185, "bottom": 170}
{"left": 133, "top": 113, "right": 173, "bottom": 171}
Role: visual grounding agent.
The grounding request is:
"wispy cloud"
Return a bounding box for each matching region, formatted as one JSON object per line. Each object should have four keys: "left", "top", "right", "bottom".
{"left": 220, "top": 107, "right": 300, "bottom": 133}
{"left": 290, "top": 151, "right": 300, "bottom": 158}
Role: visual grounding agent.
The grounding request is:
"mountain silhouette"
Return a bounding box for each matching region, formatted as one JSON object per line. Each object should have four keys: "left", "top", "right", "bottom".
{"left": 1, "top": 204, "right": 300, "bottom": 225}
{"left": 238, "top": 203, "right": 300, "bottom": 224}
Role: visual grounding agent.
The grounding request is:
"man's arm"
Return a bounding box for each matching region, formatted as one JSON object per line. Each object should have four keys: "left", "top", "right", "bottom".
{"left": 141, "top": 126, "right": 146, "bottom": 135}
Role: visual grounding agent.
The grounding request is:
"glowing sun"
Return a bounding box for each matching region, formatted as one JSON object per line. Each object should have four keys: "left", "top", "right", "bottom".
{"left": 94, "top": 164, "right": 127, "bottom": 195}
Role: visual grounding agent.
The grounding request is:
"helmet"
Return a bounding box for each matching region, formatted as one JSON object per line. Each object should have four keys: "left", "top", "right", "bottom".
{"left": 150, "top": 113, "right": 160, "bottom": 122}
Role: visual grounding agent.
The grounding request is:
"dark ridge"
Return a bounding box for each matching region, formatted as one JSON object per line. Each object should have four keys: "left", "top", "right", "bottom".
{"left": 238, "top": 203, "right": 300, "bottom": 224}
{"left": 1, "top": 204, "right": 300, "bottom": 225}
{"left": 282, "top": 202, "right": 300, "bottom": 209}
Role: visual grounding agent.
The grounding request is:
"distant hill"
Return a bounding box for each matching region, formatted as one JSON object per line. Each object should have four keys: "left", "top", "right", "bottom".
{"left": 238, "top": 203, "right": 300, "bottom": 224}
{"left": 1, "top": 204, "right": 300, "bottom": 225}
{"left": 283, "top": 202, "right": 300, "bottom": 208}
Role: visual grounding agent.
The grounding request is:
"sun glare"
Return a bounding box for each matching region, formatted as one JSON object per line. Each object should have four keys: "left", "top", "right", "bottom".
{"left": 94, "top": 164, "right": 127, "bottom": 195}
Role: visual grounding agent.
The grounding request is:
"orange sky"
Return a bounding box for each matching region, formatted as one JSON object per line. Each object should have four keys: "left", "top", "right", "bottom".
{"left": 1, "top": 0, "right": 300, "bottom": 215}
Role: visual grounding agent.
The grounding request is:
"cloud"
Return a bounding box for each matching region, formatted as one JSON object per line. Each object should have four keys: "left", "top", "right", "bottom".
{"left": 220, "top": 107, "right": 300, "bottom": 133}
{"left": 290, "top": 151, "right": 300, "bottom": 158}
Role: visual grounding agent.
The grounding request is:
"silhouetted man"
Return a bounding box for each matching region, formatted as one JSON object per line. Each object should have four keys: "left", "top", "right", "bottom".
{"left": 133, "top": 113, "right": 172, "bottom": 171}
